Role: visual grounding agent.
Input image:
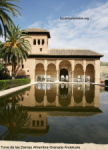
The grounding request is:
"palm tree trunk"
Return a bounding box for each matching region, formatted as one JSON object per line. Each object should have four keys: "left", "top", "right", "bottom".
{"left": 12, "top": 63, "right": 15, "bottom": 79}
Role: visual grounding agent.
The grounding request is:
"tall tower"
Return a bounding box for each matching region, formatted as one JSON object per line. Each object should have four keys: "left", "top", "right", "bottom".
{"left": 25, "top": 28, "right": 51, "bottom": 54}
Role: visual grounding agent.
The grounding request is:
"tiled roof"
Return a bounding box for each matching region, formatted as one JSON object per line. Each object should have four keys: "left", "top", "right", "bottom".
{"left": 26, "top": 28, "right": 49, "bottom": 32}
{"left": 48, "top": 49, "right": 103, "bottom": 56}
{"left": 25, "top": 28, "right": 51, "bottom": 38}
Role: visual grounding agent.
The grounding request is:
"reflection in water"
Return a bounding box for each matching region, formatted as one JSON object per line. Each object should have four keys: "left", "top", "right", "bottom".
{"left": 0, "top": 99, "right": 30, "bottom": 140}
{"left": 0, "top": 84, "right": 103, "bottom": 142}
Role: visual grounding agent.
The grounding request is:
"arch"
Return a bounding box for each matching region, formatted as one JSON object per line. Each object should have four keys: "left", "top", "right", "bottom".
{"left": 35, "top": 63, "right": 45, "bottom": 81}
{"left": 59, "top": 60, "right": 71, "bottom": 82}
{"left": 74, "top": 64, "right": 84, "bottom": 82}
{"left": 47, "top": 63, "right": 57, "bottom": 82}
{"left": 60, "top": 68, "right": 68, "bottom": 81}
{"left": 86, "top": 64, "right": 94, "bottom": 82}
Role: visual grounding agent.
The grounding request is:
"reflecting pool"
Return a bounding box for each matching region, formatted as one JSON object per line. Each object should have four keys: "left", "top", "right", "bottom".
{"left": 0, "top": 84, "right": 108, "bottom": 144}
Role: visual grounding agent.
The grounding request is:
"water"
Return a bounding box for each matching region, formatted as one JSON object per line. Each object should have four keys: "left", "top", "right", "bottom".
{"left": 0, "top": 83, "right": 108, "bottom": 144}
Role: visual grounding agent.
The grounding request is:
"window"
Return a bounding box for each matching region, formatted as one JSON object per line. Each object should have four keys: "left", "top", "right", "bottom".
{"left": 32, "top": 120, "right": 35, "bottom": 127}
{"left": 41, "top": 121, "right": 44, "bottom": 126}
{"left": 39, "top": 114, "right": 42, "bottom": 118}
{"left": 37, "top": 120, "right": 39, "bottom": 126}
{"left": 33, "top": 39, "right": 36, "bottom": 45}
{"left": 42, "top": 39, "right": 44, "bottom": 45}
{"left": 38, "top": 39, "right": 40, "bottom": 45}
{"left": 22, "top": 64, "right": 24, "bottom": 68}
{"left": 40, "top": 48, "right": 42, "bottom": 51}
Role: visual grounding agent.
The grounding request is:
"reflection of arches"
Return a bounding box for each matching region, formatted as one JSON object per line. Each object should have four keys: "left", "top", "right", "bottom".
{"left": 74, "top": 64, "right": 84, "bottom": 82}
{"left": 59, "top": 96, "right": 71, "bottom": 106}
{"left": 59, "top": 60, "right": 71, "bottom": 82}
{"left": 35, "top": 89, "right": 45, "bottom": 103}
{"left": 86, "top": 64, "right": 94, "bottom": 82}
{"left": 85, "top": 85, "right": 94, "bottom": 103}
{"left": 59, "top": 84, "right": 71, "bottom": 106}
{"left": 46, "top": 85, "right": 56, "bottom": 103}
{"left": 47, "top": 64, "right": 56, "bottom": 82}
{"left": 59, "top": 84, "right": 68, "bottom": 97}
{"left": 73, "top": 86, "right": 83, "bottom": 103}
{"left": 36, "top": 63, "right": 45, "bottom": 81}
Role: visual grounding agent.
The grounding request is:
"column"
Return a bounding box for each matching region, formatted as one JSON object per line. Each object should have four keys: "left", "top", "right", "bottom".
{"left": 56, "top": 70, "right": 59, "bottom": 82}
{"left": 83, "top": 60, "right": 86, "bottom": 82}
{"left": 45, "top": 70, "right": 47, "bottom": 82}
{"left": 72, "top": 71, "right": 74, "bottom": 82}
{"left": 83, "top": 72, "right": 86, "bottom": 82}
{"left": 71, "top": 60, "right": 75, "bottom": 82}
{"left": 95, "top": 59, "right": 100, "bottom": 83}
{"left": 44, "top": 60, "right": 47, "bottom": 82}
{"left": 56, "top": 60, "right": 60, "bottom": 82}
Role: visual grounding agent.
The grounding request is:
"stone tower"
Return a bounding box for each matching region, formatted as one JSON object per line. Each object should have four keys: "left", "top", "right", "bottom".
{"left": 25, "top": 28, "right": 51, "bottom": 54}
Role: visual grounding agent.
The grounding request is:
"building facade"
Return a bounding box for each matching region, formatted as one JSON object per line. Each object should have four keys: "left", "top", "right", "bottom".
{"left": 13, "top": 28, "right": 103, "bottom": 83}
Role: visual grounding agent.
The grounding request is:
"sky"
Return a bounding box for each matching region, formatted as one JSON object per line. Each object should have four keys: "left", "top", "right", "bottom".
{"left": 1, "top": 0, "right": 108, "bottom": 61}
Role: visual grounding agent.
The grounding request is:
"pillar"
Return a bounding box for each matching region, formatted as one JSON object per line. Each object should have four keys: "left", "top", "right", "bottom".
{"left": 45, "top": 71, "right": 47, "bottom": 82}
{"left": 83, "top": 60, "right": 86, "bottom": 82}
{"left": 71, "top": 60, "right": 75, "bottom": 82}
{"left": 56, "top": 70, "right": 59, "bottom": 82}
{"left": 56, "top": 60, "right": 60, "bottom": 82}
{"left": 83, "top": 72, "right": 86, "bottom": 82}
{"left": 72, "top": 71, "right": 74, "bottom": 82}
{"left": 95, "top": 59, "right": 100, "bottom": 83}
{"left": 44, "top": 60, "right": 47, "bottom": 82}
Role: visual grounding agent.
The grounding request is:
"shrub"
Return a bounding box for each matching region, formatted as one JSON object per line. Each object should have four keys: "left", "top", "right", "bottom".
{"left": 0, "top": 78, "right": 31, "bottom": 91}
{"left": 105, "top": 80, "right": 108, "bottom": 85}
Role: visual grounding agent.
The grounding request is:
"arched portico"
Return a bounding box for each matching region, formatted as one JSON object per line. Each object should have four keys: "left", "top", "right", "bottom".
{"left": 86, "top": 64, "right": 95, "bottom": 82}
{"left": 59, "top": 60, "right": 71, "bottom": 82}
{"left": 74, "top": 64, "right": 84, "bottom": 82}
{"left": 34, "top": 59, "right": 97, "bottom": 83}
{"left": 35, "top": 63, "right": 45, "bottom": 81}
{"left": 60, "top": 68, "right": 68, "bottom": 81}
{"left": 47, "top": 64, "right": 56, "bottom": 82}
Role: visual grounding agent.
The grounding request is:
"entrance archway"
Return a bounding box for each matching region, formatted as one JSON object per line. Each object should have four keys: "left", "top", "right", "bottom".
{"left": 35, "top": 63, "right": 45, "bottom": 81}
{"left": 86, "top": 64, "right": 94, "bottom": 82}
{"left": 60, "top": 68, "right": 68, "bottom": 81}
{"left": 59, "top": 60, "right": 71, "bottom": 82}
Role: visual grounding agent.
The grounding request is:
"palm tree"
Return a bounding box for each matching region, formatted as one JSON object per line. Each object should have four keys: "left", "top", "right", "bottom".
{"left": 0, "top": 0, "right": 21, "bottom": 37}
{"left": 0, "top": 25, "right": 31, "bottom": 79}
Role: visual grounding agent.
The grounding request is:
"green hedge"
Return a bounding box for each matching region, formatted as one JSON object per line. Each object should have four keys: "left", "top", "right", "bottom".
{"left": 105, "top": 80, "right": 108, "bottom": 85}
{"left": 0, "top": 78, "right": 31, "bottom": 91}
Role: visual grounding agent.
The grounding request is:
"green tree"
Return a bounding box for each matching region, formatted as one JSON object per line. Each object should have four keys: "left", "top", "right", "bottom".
{"left": 0, "top": 63, "right": 10, "bottom": 79}
{"left": 0, "top": 0, "right": 21, "bottom": 37}
{"left": 1, "top": 25, "right": 31, "bottom": 79}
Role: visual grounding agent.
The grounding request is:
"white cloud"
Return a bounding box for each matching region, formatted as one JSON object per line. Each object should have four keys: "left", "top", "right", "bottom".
{"left": 28, "top": 21, "right": 43, "bottom": 28}
{"left": 28, "top": 2, "right": 108, "bottom": 62}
